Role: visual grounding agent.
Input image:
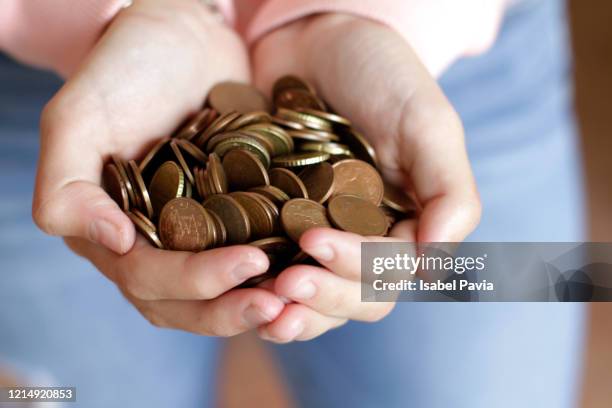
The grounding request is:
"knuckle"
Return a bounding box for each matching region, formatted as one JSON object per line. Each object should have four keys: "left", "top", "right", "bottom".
{"left": 31, "top": 195, "right": 59, "bottom": 235}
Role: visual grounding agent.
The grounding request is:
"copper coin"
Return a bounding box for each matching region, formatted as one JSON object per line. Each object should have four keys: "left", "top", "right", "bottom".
{"left": 170, "top": 140, "right": 195, "bottom": 186}
{"left": 331, "top": 159, "right": 383, "bottom": 205}
{"left": 275, "top": 88, "right": 326, "bottom": 111}
{"left": 184, "top": 179, "right": 193, "bottom": 198}
{"left": 281, "top": 198, "right": 331, "bottom": 243}
{"left": 226, "top": 111, "right": 271, "bottom": 131}
{"left": 248, "top": 192, "right": 281, "bottom": 234}
{"left": 249, "top": 185, "right": 290, "bottom": 206}
{"left": 207, "top": 152, "right": 228, "bottom": 194}
{"left": 176, "top": 138, "right": 208, "bottom": 164}
{"left": 174, "top": 108, "right": 216, "bottom": 140}
{"left": 269, "top": 168, "right": 308, "bottom": 198}
{"left": 139, "top": 138, "right": 170, "bottom": 173}
{"left": 208, "top": 82, "right": 269, "bottom": 114}
{"left": 158, "top": 197, "right": 211, "bottom": 251}
{"left": 131, "top": 208, "right": 156, "bottom": 231}
{"left": 327, "top": 195, "right": 388, "bottom": 236}
{"left": 208, "top": 209, "right": 227, "bottom": 247}
{"left": 222, "top": 149, "right": 269, "bottom": 190}
{"left": 249, "top": 236, "right": 299, "bottom": 263}
{"left": 299, "top": 162, "right": 335, "bottom": 203}
{"left": 339, "top": 129, "right": 378, "bottom": 168}
{"left": 127, "top": 160, "right": 154, "bottom": 218}
{"left": 102, "top": 163, "right": 129, "bottom": 211}
{"left": 202, "top": 194, "right": 251, "bottom": 244}
{"left": 149, "top": 161, "right": 185, "bottom": 216}
{"left": 195, "top": 111, "right": 241, "bottom": 149}
{"left": 127, "top": 210, "right": 164, "bottom": 249}
{"left": 382, "top": 180, "right": 417, "bottom": 214}
{"left": 272, "top": 75, "right": 317, "bottom": 99}
{"left": 111, "top": 155, "right": 137, "bottom": 207}
{"left": 229, "top": 192, "right": 274, "bottom": 240}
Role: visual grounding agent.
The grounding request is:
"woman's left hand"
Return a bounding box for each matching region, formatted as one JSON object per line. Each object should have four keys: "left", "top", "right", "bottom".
{"left": 252, "top": 13, "right": 482, "bottom": 342}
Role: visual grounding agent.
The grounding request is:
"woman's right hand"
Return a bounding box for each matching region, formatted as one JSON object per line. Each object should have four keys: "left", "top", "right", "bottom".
{"left": 33, "top": 0, "right": 284, "bottom": 336}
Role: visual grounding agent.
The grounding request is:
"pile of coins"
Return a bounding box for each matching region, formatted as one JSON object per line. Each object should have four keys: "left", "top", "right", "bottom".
{"left": 102, "top": 75, "right": 416, "bottom": 284}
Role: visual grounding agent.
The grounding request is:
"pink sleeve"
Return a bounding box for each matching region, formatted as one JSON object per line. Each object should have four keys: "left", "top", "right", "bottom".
{"left": 245, "top": 0, "right": 509, "bottom": 77}
{"left": 0, "top": 0, "right": 126, "bottom": 77}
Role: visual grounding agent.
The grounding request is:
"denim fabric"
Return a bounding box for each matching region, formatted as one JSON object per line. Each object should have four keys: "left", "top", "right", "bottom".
{"left": 0, "top": 0, "right": 585, "bottom": 406}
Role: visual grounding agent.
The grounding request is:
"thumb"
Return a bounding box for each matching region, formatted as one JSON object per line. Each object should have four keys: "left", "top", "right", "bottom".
{"left": 32, "top": 99, "right": 135, "bottom": 254}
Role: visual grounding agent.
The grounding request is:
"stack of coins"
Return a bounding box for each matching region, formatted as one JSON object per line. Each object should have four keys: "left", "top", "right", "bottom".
{"left": 102, "top": 75, "right": 416, "bottom": 285}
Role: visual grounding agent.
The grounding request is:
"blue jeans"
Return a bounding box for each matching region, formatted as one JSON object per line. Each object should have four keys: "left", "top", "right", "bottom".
{"left": 0, "top": 0, "right": 586, "bottom": 406}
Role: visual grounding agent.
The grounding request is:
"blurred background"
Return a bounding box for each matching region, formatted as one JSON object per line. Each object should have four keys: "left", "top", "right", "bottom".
{"left": 217, "top": 1, "right": 612, "bottom": 407}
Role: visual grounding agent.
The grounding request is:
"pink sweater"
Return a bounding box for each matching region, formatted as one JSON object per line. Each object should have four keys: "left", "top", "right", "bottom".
{"left": 0, "top": 0, "right": 508, "bottom": 78}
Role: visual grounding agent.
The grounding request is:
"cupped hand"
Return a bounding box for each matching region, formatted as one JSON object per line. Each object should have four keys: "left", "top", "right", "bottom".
{"left": 33, "top": 0, "right": 284, "bottom": 336}
{"left": 252, "top": 14, "right": 482, "bottom": 342}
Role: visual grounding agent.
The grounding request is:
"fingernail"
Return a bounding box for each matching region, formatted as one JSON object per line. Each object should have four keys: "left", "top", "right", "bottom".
{"left": 306, "top": 245, "right": 334, "bottom": 262}
{"left": 289, "top": 281, "right": 316, "bottom": 300}
{"left": 287, "top": 320, "right": 304, "bottom": 340}
{"left": 232, "top": 262, "right": 266, "bottom": 283}
{"left": 243, "top": 305, "right": 277, "bottom": 327}
{"left": 89, "top": 219, "right": 122, "bottom": 253}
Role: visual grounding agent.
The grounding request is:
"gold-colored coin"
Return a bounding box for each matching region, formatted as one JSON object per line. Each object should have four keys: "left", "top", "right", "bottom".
{"left": 298, "top": 162, "right": 335, "bottom": 204}
{"left": 327, "top": 194, "right": 388, "bottom": 236}
{"left": 331, "top": 159, "right": 383, "bottom": 205}
{"left": 103, "top": 163, "right": 129, "bottom": 211}
{"left": 272, "top": 151, "right": 330, "bottom": 168}
{"left": 276, "top": 108, "right": 333, "bottom": 132}
{"left": 207, "top": 82, "right": 269, "bottom": 114}
{"left": 212, "top": 135, "right": 271, "bottom": 168}
{"left": 269, "top": 168, "right": 308, "bottom": 199}
{"left": 271, "top": 116, "right": 306, "bottom": 131}
{"left": 234, "top": 130, "right": 275, "bottom": 157}
{"left": 222, "top": 149, "right": 269, "bottom": 190}
{"left": 149, "top": 161, "right": 185, "bottom": 216}
{"left": 296, "top": 108, "right": 351, "bottom": 128}
{"left": 243, "top": 123, "right": 294, "bottom": 155}
{"left": 298, "top": 141, "right": 350, "bottom": 156}
{"left": 288, "top": 129, "right": 339, "bottom": 143}
{"left": 281, "top": 199, "right": 331, "bottom": 243}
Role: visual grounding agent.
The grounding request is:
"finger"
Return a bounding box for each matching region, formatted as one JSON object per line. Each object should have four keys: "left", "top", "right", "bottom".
{"left": 389, "top": 218, "right": 418, "bottom": 241}
{"left": 274, "top": 265, "right": 395, "bottom": 321}
{"left": 299, "top": 228, "right": 403, "bottom": 281}
{"left": 131, "top": 288, "right": 285, "bottom": 337}
{"left": 303, "top": 16, "right": 481, "bottom": 242}
{"left": 65, "top": 236, "right": 269, "bottom": 301}
{"left": 34, "top": 100, "right": 135, "bottom": 254}
{"left": 258, "top": 304, "right": 347, "bottom": 343}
